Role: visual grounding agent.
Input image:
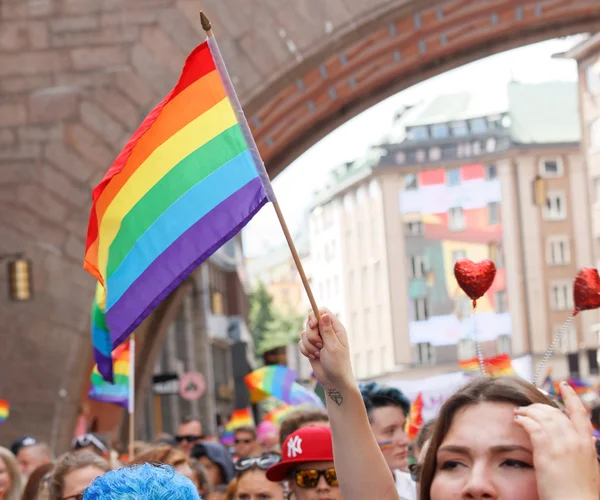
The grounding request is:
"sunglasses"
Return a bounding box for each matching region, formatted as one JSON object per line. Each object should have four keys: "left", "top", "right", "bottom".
{"left": 175, "top": 435, "right": 203, "bottom": 443}
{"left": 235, "top": 438, "right": 254, "bottom": 445}
{"left": 409, "top": 463, "right": 422, "bottom": 482}
{"left": 72, "top": 434, "right": 108, "bottom": 454}
{"left": 295, "top": 468, "right": 338, "bottom": 488}
{"left": 235, "top": 453, "right": 281, "bottom": 474}
{"left": 63, "top": 493, "right": 84, "bottom": 500}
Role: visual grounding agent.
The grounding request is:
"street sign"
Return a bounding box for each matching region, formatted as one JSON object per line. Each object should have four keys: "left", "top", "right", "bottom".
{"left": 152, "top": 373, "right": 180, "bottom": 396}
{"left": 179, "top": 371, "right": 206, "bottom": 401}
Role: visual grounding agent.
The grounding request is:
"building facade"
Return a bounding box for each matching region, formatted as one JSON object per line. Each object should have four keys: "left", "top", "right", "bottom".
{"left": 309, "top": 82, "right": 595, "bottom": 381}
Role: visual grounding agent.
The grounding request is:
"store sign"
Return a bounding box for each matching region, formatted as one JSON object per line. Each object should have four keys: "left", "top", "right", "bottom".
{"left": 152, "top": 373, "right": 180, "bottom": 396}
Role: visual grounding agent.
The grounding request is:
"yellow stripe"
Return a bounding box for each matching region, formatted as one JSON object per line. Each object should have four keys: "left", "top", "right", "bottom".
{"left": 97, "top": 98, "right": 236, "bottom": 280}
{"left": 113, "top": 360, "right": 130, "bottom": 376}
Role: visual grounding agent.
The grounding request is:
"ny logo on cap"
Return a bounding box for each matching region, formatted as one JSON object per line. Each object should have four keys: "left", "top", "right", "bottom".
{"left": 287, "top": 436, "right": 303, "bottom": 458}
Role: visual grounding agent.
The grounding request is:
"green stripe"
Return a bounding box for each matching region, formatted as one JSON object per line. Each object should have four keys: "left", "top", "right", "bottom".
{"left": 92, "top": 372, "right": 129, "bottom": 386}
{"left": 92, "top": 301, "right": 108, "bottom": 331}
{"left": 106, "top": 125, "right": 247, "bottom": 278}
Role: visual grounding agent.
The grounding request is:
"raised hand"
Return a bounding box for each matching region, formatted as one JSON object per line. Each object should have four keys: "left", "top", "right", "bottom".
{"left": 514, "top": 382, "right": 599, "bottom": 500}
{"left": 298, "top": 308, "right": 354, "bottom": 399}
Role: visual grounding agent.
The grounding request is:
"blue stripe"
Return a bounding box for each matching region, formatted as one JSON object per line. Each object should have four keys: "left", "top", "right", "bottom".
{"left": 106, "top": 150, "right": 258, "bottom": 310}
{"left": 92, "top": 321, "right": 112, "bottom": 357}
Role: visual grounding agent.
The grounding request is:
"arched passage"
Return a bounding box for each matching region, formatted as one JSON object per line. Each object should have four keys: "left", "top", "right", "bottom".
{"left": 0, "top": 0, "right": 598, "bottom": 450}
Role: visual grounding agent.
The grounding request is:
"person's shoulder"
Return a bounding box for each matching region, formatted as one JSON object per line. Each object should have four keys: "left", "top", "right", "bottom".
{"left": 393, "top": 469, "right": 417, "bottom": 499}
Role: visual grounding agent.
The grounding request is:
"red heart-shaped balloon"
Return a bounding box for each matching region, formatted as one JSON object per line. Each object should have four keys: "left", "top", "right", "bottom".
{"left": 573, "top": 268, "right": 600, "bottom": 314}
{"left": 454, "top": 259, "right": 497, "bottom": 303}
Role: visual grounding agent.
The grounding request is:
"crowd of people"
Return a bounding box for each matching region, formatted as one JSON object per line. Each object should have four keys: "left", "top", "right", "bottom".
{"left": 1, "top": 307, "right": 599, "bottom": 499}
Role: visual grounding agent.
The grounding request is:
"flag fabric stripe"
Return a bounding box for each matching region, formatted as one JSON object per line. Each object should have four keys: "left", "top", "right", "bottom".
{"left": 86, "top": 39, "right": 272, "bottom": 381}
{"left": 106, "top": 150, "right": 260, "bottom": 310}
{"left": 106, "top": 125, "right": 246, "bottom": 278}
{"left": 105, "top": 179, "right": 267, "bottom": 344}
{"left": 88, "top": 340, "right": 131, "bottom": 408}
{"left": 96, "top": 98, "right": 237, "bottom": 281}
{"left": 84, "top": 43, "right": 218, "bottom": 280}
{"left": 96, "top": 71, "right": 226, "bottom": 224}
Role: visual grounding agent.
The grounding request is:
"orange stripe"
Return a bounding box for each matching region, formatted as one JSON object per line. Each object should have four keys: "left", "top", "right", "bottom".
{"left": 94, "top": 69, "right": 226, "bottom": 224}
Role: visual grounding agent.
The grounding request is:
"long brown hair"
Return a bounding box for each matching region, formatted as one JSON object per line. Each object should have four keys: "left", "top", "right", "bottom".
{"left": 47, "top": 451, "right": 110, "bottom": 500}
{"left": 419, "top": 376, "right": 553, "bottom": 500}
{"left": 129, "top": 445, "right": 188, "bottom": 469}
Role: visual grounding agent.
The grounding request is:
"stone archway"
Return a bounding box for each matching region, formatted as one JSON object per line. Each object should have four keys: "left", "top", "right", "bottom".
{"left": 1, "top": 0, "right": 599, "bottom": 450}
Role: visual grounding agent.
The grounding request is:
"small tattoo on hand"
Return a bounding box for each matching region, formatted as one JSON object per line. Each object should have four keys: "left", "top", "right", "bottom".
{"left": 327, "top": 389, "right": 343, "bottom": 406}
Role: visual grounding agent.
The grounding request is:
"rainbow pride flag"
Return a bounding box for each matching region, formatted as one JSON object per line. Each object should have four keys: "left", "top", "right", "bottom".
{"left": 245, "top": 365, "right": 324, "bottom": 407}
{"left": 84, "top": 38, "right": 273, "bottom": 381}
{"left": 264, "top": 404, "right": 295, "bottom": 425}
{"left": 88, "top": 339, "right": 132, "bottom": 409}
{"left": 459, "top": 353, "right": 515, "bottom": 377}
{"left": 222, "top": 408, "right": 255, "bottom": 446}
{"left": 0, "top": 400, "right": 9, "bottom": 423}
{"left": 405, "top": 393, "right": 424, "bottom": 440}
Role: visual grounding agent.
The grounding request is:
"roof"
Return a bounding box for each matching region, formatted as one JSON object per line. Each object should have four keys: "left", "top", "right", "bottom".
{"left": 507, "top": 81, "right": 580, "bottom": 144}
{"left": 401, "top": 88, "right": 509, "bottom": 127}
{"left": 554, "top": 33, "right": 600, "bottom": 61}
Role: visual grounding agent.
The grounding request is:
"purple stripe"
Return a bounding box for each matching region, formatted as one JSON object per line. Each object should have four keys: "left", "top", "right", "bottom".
{"left": 281, "top": 368, "right": 297, "bottom": 403}
{"left": 93, "top": 347, "right": 115, "bottom": 383}
{"left": 106, "top": 178, "right": 268, "bottom": 345}
{"left": 88, "top": 388, "right": 128, "bottom": 409}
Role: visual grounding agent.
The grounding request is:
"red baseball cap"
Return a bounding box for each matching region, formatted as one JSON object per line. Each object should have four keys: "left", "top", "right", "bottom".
{"left": 266, "top": 425, "right": 334, "bottom": 482}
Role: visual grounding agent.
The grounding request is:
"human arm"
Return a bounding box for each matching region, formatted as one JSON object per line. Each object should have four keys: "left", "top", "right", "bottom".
{"left": 299, "top": 309, "right": 399, "bottom": 500}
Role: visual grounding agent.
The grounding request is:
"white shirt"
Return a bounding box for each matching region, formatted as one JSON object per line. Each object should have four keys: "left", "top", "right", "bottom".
{"left": 394, "top": 469, "right": 417, "bottom": 500}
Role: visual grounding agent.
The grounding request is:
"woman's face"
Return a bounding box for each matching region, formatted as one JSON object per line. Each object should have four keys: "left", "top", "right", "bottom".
{"left": 62, "top": 465, "right": 106, "bottom": 499}
{"left": 369, "top": 406, "right": 409, "bottom": 472}
{"left": 0, "top": 457, "right": 12, "bottom": 496}
{"left": 236, "top": 469, "right": 284, "bottom": 500}
{"left": 430, "top": 402, "right": 539, "bottom": 500}
{"left": 199, "top": 456, "right": 223, "bottom": 487}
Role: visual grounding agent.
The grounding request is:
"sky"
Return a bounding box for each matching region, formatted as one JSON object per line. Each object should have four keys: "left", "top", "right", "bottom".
{"left": 242, "top": 36, "right": 583, "bottom": 258}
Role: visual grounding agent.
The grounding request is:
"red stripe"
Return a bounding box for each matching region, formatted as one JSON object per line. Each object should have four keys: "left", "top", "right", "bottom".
{"left": 85, "top": 41, "right": 216, "bottom": 271}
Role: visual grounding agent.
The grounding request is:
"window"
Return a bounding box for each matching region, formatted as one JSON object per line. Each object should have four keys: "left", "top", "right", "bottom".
{"left": 458, "top": 338, "right": 475, "bottom": 360}
{"left": 487, "top": 202, "right": 500, "bottom": 225}
{"left": 410, "top": 255, "right": 427, "bottom": 278}
{"left": 452, "top": 250, "right": 467, "bottom": 266}
{"left": 472, "top": 141, "right": 481, "bottom": 155}
{"left": 356, "top": 186, "right": 366, "bottom": 205}
{"left": 343, "top": 193, "right": 354, "bottom": 212}
{"left": 429, "top": 147, "right": 441, "bottom": 161}
{"left": 587, "top": 59, "right": 600, "bottom": 95}
{"left": 497, "top": 334, "right": 511, "bottom": 354}
{"left": 449, "top": 207, "right": 465, "bottom": 231}
{"left": 455, "top": 296, "right": 471, "bottom": 318}
{"left": 554, "top": 323, "right": 578, "bottom": 353}
{"left": 539, "top": 158, "right": 563, "bottom": 178}
{"left": 396, "top": 151, "right": 406, "bottom": 164}
{"left": 470, "top": 117, "right": 487, "bottom": 134}
{"left": 550, "top": 282, "right": 573, "bottom": 311}
{"left": 446, "top": 168, "right": 461, "bottom": 186}
{"left": 367, "top": 349, "right": 374, "bottom": 375}
{"left": 457, "top": 142, "right": 471, "bottom": 158}
{"left": 486, "top": 164, "right": 497, "bottom": 180}
{"left": 451, "top": 121, "right": 468, "bottom": 137}
{"left": 416, "top": 149, "right": 426, "bottom": 162}
{"left": 486, "top": 138, "right": 497, "bottom": 153}
{"left": 405, "top": 221, "right": 424, "bottom": 235}
{"left": 408, "top": 126, "right": 429, "bottom": 141}
{"left": 543, "top": 192, "right": 567, "bottom": 221}
{"left": 431, "top": 123, "right": 449, "bottom": 139}
{"left": 380, "top": 346, "right": 387, "bottom": 369}
{"left": 494, "top": 290, "right": 507, "bottom": 313}
{"left": 368, "top": 179, "right": 380, "bottom": 199}
{"left": 404, "top": 173, "right": 418, "bottom": 190}
{"left": 546, "top": 236, "right": 570, "bottom": 265}
{"left": 415, "top": 297, "right": 429, "bottom": 321}
{"left": 417, "top": 342, "right": 434, "bottom": 365}
{"left": 591, "top": 118, "right": 600, "bottom": 149}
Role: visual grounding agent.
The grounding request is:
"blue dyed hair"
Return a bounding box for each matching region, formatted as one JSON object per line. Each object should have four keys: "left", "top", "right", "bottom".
{"left": 360, "top": 381, "right": 410, "bottom": 418}
{"left": 83, "top": 463, "right": 201, "bottom": 500}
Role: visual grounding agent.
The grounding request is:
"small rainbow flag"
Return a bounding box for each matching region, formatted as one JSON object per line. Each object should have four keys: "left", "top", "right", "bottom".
{"left": 0, "top": 400, "right": 9, "bottom": 423}
{"left": 222, "top": 408, "right": 255, "bottom": 446}
{"left": 405, "top": 393, "right": 424, "bottom": 440}
{"left": 88, "top": 339, "right": 131, "bottom": 409}
{"left": 84, "top": 37, "right": 273, "bottom": 381}
{"left": 459, "top": 353, "right": 515, "bottom": 377}
{"left": 264, "top": 404, "right": 295, "bottom": 425}
{"left": 244, "top": 365, "right": 324, "bottom": 407}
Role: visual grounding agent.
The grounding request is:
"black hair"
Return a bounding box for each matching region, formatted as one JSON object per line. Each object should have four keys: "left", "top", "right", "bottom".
{"left": 591, "top": 406, "right": 600, "bottom": 430}
{"left": 360, "top": 382, "right": 410, "bottom": 418}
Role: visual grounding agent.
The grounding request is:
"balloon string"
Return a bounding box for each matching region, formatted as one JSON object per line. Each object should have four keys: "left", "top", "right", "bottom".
{"left": 472, "top": 303, "right": 486, "bottom": 376}
{"left": 533, "top": 314, "right": 574, "bottom": 387}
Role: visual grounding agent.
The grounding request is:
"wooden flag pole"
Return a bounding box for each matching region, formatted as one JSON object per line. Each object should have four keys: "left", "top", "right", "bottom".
{"left": 199, "top": 11, "right": 321, "bottom": 322}
{"left": 128, "top": 335, "right": 136, "bottom": 459}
